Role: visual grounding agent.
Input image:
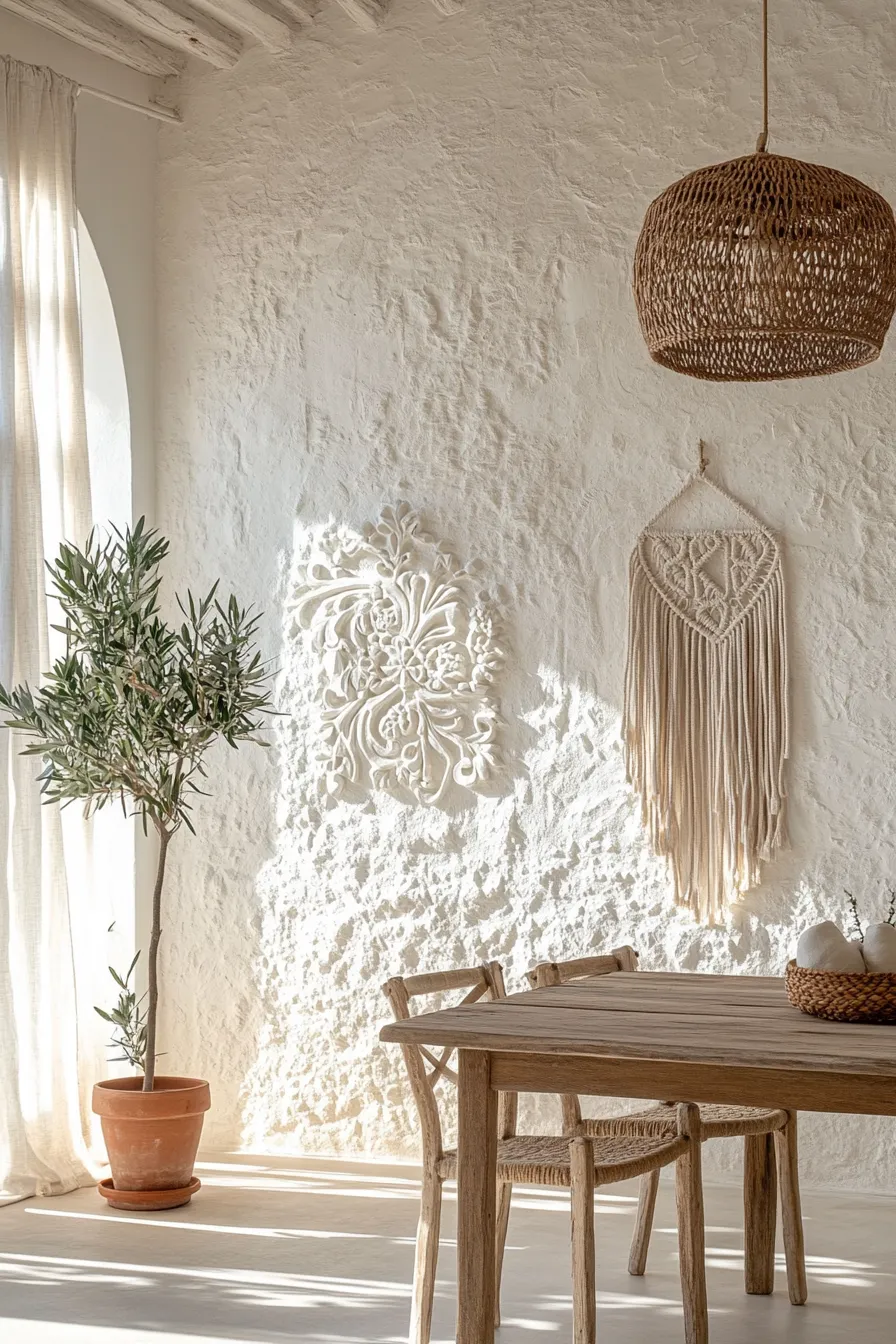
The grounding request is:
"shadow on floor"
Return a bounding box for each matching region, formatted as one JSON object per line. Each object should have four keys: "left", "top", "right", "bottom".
{"left": 0, "top": 1153, "right": 892, "bottom": 1343}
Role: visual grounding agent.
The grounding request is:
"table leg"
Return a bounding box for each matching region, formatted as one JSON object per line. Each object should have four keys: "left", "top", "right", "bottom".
{"left": 457, "top": 1049, "right": 497, "bottom": 1344}
{"left": 676, "top": 1103, "right": 709, "bottom": 1344}
{"left": 776, "top": 1116, "right": 808, "bottom": 1305}
{"left": 744, "top": 1132, "right": 777, "bottom": 1294}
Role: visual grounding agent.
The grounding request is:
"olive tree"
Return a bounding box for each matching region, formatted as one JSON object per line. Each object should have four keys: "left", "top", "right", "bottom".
{"left": 0, "top": 520, "right": 274, "bottom": 1090}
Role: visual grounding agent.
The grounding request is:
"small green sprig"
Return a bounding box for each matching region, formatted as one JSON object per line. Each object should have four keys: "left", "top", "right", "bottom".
{"left": 843, "top": 889, "right": 896, "bottom": 943}
{"left": 95, "top": 953, "right": 148, "bottom": 1072}
{"left": 844, "top": 891, "right": 864, "bottom": 942}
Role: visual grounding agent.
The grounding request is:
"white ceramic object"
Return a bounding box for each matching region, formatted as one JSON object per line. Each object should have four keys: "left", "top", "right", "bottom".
{"left": 859, "top": 923, "right": 896, "bottom": 973}
{"left": 796, "top": 921, "right": 866, "bottom": 973}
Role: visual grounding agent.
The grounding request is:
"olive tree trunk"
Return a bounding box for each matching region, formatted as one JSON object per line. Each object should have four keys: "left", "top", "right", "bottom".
{"left": 142, "top": 827, "right": 171, "bottom": 1091}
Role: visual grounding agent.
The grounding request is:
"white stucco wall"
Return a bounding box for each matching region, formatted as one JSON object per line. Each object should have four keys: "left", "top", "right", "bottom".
{"left": 156, "top": 0, "right": 896, "bottom": 1190}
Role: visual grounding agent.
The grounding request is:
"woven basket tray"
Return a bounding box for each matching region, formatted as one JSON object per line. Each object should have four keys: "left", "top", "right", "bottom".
{"left": 785, "top": 959, "right": 896, "bottom": 1025}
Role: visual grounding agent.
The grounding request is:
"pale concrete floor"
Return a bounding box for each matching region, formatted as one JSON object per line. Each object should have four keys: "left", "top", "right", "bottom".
{"left": 0, "top": 1153, "right": 893, "bottom": 1343}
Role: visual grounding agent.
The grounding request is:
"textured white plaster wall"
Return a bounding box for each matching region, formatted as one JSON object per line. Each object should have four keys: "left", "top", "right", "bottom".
{"left": 157, "top": 0, "right": 896, "bottom": 1190}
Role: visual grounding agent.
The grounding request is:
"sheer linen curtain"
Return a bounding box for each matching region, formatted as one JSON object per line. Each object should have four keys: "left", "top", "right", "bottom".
{"left": 0, "top": 58, "right": 102, "bottom": 1205}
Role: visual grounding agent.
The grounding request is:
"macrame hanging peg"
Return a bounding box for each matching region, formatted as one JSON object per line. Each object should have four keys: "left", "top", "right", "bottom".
{"left": 623, "top": 453, "right": 789, "bottom": 924}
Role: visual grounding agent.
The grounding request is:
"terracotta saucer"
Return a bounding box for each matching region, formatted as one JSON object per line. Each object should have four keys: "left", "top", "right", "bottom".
{"left": 97, "top": 1175, "right": 201, "bottom": 1212}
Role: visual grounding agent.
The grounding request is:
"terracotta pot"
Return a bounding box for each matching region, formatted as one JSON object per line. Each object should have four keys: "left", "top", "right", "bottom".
{"left": 93, "top": 1075, "right": 211, "bottom": 1211}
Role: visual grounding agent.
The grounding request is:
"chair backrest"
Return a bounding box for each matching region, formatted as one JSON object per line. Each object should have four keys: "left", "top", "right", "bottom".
{"left": 382, "top": 962, "right": 516, "bottom": 1171}
{"left": 526, "top": 944, "right": 639, "bottom": 989}
{"left": 525, "top": 946, "right": 639, "bottom": 1132}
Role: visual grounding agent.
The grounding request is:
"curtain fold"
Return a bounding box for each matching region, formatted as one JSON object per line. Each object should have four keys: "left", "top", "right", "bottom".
{"left": 0, "top": 57, "right": 97, "bottom": 1205}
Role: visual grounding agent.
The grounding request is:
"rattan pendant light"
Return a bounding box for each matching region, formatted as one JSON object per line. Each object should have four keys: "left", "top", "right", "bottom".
{"left": 634, "top": 0, "right": 896, "bottom": 382}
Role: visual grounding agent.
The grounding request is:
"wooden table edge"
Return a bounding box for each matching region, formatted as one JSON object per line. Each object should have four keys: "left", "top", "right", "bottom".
{"left": 485, "top": 1051, "right": 896, "bottom": 1117}
{"left": 379, "top": 1018, "right": 896, "bottom": 1079}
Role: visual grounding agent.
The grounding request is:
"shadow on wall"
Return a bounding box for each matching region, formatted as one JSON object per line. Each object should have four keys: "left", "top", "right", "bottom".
{"left": 201, "top": 472, "right": 896, "bottom": 1195}
{"left": 227, "top": 502, "right": 808, "bottom": 1170}
{"left": 147, "top": 0, "right": 896, "bottom": 1192}
{"left": 156, "top": 472, "right": 896, "bottom": 1190}
{"left": 148, "top": 194, "right": 896, "bottom": 1181}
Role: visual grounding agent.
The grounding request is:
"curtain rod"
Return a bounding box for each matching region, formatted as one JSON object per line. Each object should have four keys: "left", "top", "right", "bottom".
{"left": 78, "top": 82, "right": 181, "bottom": 125}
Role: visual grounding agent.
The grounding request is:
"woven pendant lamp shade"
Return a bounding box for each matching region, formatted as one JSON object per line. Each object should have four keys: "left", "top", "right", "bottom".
{"left": 634, "top": 150, "right": 896, "bottom": 381}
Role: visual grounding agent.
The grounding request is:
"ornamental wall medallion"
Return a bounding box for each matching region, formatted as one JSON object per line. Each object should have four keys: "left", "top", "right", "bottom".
{"left": 295, "top": 503, "right": 504, "bottom": 805}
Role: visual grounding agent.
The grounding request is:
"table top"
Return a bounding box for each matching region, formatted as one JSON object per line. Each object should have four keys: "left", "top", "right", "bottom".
{"left": 380, "top": 971, "right": 896, "bottom": 1076}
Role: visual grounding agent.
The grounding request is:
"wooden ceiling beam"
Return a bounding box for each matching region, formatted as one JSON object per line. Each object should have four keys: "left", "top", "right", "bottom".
{"left": 0, "top": 0, "right": 183, "bottom": 75}
{"left": 189, "top": 0, "right": 293, "bottom": 49}
{"left": 335, "top": 0, "right": 386, "bottom": 32}
{"left": 89, "top": 0, "right": 242, "bottom": 68}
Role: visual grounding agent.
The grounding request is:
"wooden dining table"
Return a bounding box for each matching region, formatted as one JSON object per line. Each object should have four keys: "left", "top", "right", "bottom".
{"left": 380, "top": 969, "right": 896, "bottom": 1344}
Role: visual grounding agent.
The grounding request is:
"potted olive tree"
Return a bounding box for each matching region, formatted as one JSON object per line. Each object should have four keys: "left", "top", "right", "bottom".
{"left": 0, "top": 520, "right": 274, "bottom": 1211}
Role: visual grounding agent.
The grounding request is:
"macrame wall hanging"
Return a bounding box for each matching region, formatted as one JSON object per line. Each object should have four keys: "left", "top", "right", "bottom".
{"left": 623, "top": 450, "right": 789, "bottom": 924}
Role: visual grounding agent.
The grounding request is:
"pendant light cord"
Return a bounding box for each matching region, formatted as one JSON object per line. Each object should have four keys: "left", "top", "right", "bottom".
{"left": 756, "top": 0, "right": 769, "bottom": 152}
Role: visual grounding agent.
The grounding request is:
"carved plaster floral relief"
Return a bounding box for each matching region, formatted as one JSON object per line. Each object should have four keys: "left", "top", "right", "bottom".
{"left": 295, "top": 503, "right": 504, "bottom": 805}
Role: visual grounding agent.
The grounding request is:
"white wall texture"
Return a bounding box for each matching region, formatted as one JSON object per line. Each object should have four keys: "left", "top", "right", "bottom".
{"left": 156, "top": 0, "right": 896, "bottom": 1190}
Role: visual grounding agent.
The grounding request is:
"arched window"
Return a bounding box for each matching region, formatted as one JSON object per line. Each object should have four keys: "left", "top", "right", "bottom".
{"left": 71, "top": 217, "right": 136, "bottom": 1036}
{"left": 78, "top": 214, "right": 131, "bottom": 528}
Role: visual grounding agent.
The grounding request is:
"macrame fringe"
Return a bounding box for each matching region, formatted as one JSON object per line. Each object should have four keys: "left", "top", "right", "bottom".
{"left": 623, "top": 549, "right": 789, "bottom": 925}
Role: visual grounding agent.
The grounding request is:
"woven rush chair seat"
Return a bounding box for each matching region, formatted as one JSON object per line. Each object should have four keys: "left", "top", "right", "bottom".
{"left": 585, "top": 1102, "right": 789, "bottom": 1141}
{"left": 529, "top": 947, "right": 807, "bottom": 1306}
{"left": 437, "top": 1130, "right": 687, "bottom": 1186}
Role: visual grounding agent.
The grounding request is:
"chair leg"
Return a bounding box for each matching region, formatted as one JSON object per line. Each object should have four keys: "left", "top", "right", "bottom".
{"left": 775, "top": 1115, "right": 808, "bottom": 1306}
{"left": 409, "top": 1172, "right": 442, "bottom": 1344}
{"left": 569, "top": 1138, "right": 596, "bottom": 1344}
{"left": 494, "top": 1181, "right": 512, "bottom": 1327}
{"left": 675, "top": 1106, "right": 709, "bottom": 1344}
{"left": 629, "top": 1168, "right": 660, "bottom": 1276}
{"left": 744, "top": 1132, "right": 777, "bottom": 1296}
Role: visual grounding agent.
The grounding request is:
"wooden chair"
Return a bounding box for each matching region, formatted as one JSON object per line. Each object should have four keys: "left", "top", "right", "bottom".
{"left": 383, "top": 961, "right": 709, "bottom": 1344}
{"left": 528, "top": 947, "right": 807, "bottom": 1306}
